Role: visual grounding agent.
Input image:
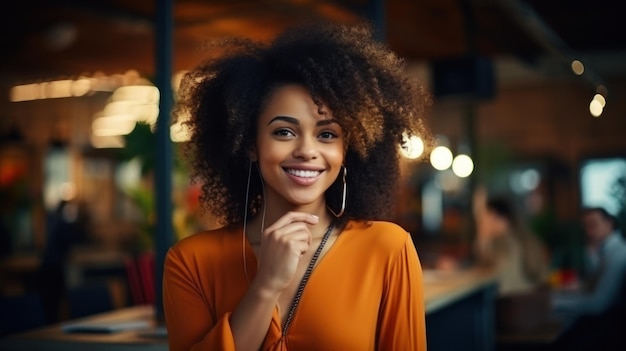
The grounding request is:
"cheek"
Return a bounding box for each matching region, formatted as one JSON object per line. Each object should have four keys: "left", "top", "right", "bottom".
{"left": 326, "top": 141, "right": 346, "bottom": 165}
{"left": 256, "top": 139, "right": 287, "bottom": 163}
{"left": 330, "top": 149, "right": 345, "bottom": 166}
{"left": 326, "top": 149, "right": 345, "bottom": 179}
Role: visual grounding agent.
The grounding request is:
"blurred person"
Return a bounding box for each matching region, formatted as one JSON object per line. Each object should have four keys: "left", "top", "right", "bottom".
{"left": 37, "top": 183, "right": 88, "bottom": 323}
{"left": 550, "top": 207, "right": 626, "bottom": 350}
{"left": 551, "top": 207, "right": 626, "bottom": 321}
{"left": 471, "top": 188, "right": 553, "bottom": 333}
{"left": 473, "top": 188, "right": 551, "bottom": 296}
{"left": 162, "top": 22, "right": 431, "bottom": 351}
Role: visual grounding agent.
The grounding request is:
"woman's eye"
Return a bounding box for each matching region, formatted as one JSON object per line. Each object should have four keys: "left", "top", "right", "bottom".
{"left": 273, "top": 129, "right": 295, "bottom": 137}
{"left": 319, "top": 131, "right": 338, "bottom": 139}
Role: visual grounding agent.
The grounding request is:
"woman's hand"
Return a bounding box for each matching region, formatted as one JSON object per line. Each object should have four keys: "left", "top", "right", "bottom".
{"left": 252, "top": 212, "right": 319, "bottom": 295}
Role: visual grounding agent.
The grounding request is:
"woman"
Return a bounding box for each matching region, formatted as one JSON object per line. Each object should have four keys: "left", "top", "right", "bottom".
{"left": 473, "top": 189, "right": 550, "bottom": 295}
{"left": 163, "top": 21, "right": 432, "bottom": 351}
{"left": 472, "top": 188, "right": 552, "bottom": 332}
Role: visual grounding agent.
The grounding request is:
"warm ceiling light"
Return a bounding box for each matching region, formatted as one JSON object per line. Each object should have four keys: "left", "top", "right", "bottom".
{"left": 430, "top": 146, "right": 453, "bottom": 171}
{"left": 451, "top": 154, "right": 474, "bottom": 178}
{"left": 47, "top": 80, "right": 74, "bottom": 99}
{"left": 102, "top": 100, "right": 137, "bottom": 116}
{"left": 10, "top": 84, "right": 40, "bottom": 102}
{"left": 593, "top": 93, "right": 606, "bottom": 108}
{"left": 92, "top": 115, "right": 137, "bottom": 136}
{"left": 400, "top": 133, "right": 424, "bottom": 159}
{"left": 571, "top": 60, "right": 585, "bottom": 75}
{"left": 111, "top": 85, "right": 159, "bottom": 104}
{"left": 71, "top": 78, "right": 92, "bottom": 97}
{"left": 589, "top": 99, "right": 603, "bottom": 117}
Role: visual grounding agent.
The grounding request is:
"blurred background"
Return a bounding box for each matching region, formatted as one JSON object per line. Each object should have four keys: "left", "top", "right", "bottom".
{"left": 0, "top": 0, "right": 625, "bottom": 347}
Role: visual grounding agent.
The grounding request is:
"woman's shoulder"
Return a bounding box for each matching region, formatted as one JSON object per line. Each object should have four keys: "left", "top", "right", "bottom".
{"left": 345, "top": 220, "right": 412, "bottom": 250}
{"left": 168, "top": 226, "right": 240, "bottom": 259}
{"left": 347, "top": 219, "right": 408, "bottom": 235}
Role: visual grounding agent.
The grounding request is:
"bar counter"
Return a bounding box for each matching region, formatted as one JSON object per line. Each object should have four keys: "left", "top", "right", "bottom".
{"left": 0, "top": 267, "right": 497, "bottom": 351}
{"left": 0, "top": 304, "right": 166, "bottom": 351}
{"left": 423, "top": 267, "right": 498, "bottom": 351}
{"left": 424, "top": 267, "right": 497, "bottom": 313}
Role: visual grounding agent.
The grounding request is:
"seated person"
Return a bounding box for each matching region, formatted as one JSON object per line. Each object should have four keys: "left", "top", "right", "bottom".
{"left": 551, "top": 207, "right": 626, "bottom": 349}
{"left": 551, "top": 207, "right": 626, "bottom": 322}
{"left": 473, "top": 189, "right": 551, "bottom": 296}
{"left": 472, "top": 188, "right": 552, "bottom": 332}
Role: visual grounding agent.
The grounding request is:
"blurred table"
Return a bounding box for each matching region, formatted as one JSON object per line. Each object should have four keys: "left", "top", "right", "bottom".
{"left": 423, "top": 267, "right": 499, "bottom": 351}
{"left": 0, "top": 305, "right": 167, "bottom": 351}
{"left": 423, "top": 267, "right": 498, "bottom": 313}
{"left": 1, "top": 266, "right": 499, "bottom": 351}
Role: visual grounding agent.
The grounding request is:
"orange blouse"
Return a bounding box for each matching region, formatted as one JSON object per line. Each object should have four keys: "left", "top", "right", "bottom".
{"left": 163, "top": 220, "right": 426, "bottom": 351}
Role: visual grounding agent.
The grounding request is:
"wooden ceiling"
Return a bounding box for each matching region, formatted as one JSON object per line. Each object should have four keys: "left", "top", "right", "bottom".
{"left": 1, "top": 0, "right": 624, "bottom": 82}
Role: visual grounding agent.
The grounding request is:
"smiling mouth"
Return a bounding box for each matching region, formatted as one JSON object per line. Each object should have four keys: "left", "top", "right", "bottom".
{"left": 284, "top": 168, "right": 322, "bottom": 178}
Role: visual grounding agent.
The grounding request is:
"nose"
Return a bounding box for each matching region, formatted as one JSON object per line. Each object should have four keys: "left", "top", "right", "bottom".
{"left": 292, "top": 135, "right": 318, "bottom": 160}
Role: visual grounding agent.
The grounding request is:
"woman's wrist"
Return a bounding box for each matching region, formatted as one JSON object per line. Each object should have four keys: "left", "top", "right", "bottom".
{"left": 249, "top": 276, "right": 282, "bottom": 301}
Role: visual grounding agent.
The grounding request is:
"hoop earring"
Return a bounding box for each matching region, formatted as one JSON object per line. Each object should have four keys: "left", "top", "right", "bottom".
{"left": 242, "top": 161, "right": 266, "bottom": 283}
{"left": 255, "top": 162, "right": 266, "bottom": 232}
{"left": 242, "top": 161, "right": 253, "bottom": 283}
{"left": 328, "top": 166, "right": 347, "bottom": 218}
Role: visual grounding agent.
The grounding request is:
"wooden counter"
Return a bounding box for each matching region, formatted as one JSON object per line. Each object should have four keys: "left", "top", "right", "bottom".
{"left": 423, "top": 267, "right": 499, "bottom": 351}
{"left": 0, "top": 305, "right": 167, "bottom": 351}
{"left": 0, "top": 267, "right": 498, "bottom": 351}
{"left": 423, "top": 267, "right": 497, "bottom": 313}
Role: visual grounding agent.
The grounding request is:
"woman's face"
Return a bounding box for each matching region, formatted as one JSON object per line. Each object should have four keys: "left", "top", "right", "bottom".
{"left": 254, "top": 84, "right": 345, "bottom": 210}
{"left": 484, "top": 210, "right": 510, "bottom": 237}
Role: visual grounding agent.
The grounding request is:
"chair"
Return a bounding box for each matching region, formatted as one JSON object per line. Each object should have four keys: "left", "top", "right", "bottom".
{"left": 124, "top": 253, "right": 155, "bottom": 306}
{"left": 0, "top": 293, "right": 47, "bottom": 337}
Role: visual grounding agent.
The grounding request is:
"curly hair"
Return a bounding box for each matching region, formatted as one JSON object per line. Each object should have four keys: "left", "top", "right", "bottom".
{"left": 175, "top": 21, "right": 432, "bottom": 228}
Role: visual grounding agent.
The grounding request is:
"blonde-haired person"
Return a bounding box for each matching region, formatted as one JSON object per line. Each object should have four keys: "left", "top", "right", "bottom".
{"left": 162, "top": 22, "right": 432, "bottom": 351}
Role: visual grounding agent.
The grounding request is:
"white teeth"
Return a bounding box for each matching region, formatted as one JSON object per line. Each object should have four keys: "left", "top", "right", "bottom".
{"left": 286, "top": 169, "right": 321, "bottom": 178}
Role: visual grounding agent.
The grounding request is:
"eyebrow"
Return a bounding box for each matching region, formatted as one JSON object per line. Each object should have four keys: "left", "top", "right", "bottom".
{"left": 267, "top": 116, "right": 339, "bottom": 126}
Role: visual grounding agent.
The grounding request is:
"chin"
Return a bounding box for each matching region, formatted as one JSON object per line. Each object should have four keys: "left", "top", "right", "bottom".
{"left": 284, "top": 195, "right": 324, "bottom": 209}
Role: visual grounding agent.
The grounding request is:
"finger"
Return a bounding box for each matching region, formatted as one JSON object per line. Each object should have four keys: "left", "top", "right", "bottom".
{"left": 267, "top": 223, "right": 312, "bottom": 245}
{"left": 283, "top": 235, "right": 310, "bottom": 255}
{"left": 293, "top": 242, "right": 310, "bottom": 256}
{"left": 279, "top": 231, "right": 312, "bottom": 247}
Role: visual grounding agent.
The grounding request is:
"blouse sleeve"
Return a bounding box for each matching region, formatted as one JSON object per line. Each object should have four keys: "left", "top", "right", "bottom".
{"left": 376, "top": 235, "right": 427, "bottom": 351}
{"left": 163, "top": 247, "right": 237, "bottom": 351}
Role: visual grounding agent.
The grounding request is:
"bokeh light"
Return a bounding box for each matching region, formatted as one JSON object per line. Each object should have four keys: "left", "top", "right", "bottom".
{"left": 451, "top": 154, "right": 474, "bottom": 178}
{"left": 430, "top": 146, "right": 453, "bottom": 171}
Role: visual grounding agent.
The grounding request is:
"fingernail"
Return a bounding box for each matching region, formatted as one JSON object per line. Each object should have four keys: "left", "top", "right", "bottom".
{"left": 311, "top": 215, "right": 319, "bottom": 221}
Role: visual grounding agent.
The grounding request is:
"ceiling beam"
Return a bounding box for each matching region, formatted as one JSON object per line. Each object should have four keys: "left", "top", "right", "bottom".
{"left": 491, "top": 0, "right": 606, "bottom": 93}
